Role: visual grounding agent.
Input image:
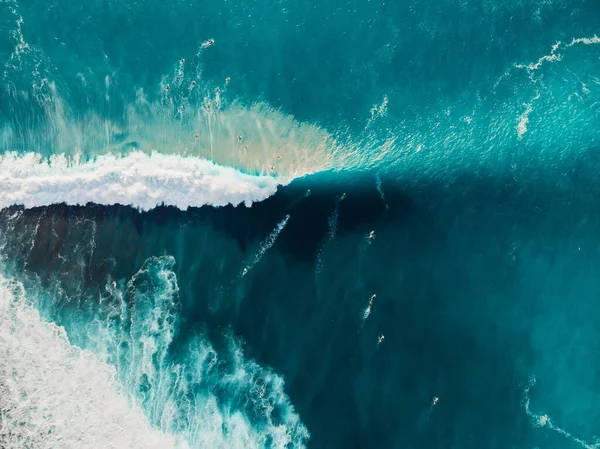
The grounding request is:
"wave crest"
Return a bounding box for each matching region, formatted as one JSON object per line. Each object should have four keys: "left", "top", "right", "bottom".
{"left": 0, "top": 151, "right": 284, "bottom": 211}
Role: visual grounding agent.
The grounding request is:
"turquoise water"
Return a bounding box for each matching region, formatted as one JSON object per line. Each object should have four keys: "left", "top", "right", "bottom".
{"left": 1, "top": 0, "right": 600, "bottom": 447}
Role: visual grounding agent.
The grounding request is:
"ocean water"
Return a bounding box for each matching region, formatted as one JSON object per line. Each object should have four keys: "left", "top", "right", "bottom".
{"left": 1, "top": 0, "right": 600, "bottom": 448}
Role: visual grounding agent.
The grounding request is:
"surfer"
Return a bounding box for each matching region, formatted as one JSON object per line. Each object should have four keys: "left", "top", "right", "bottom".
{"left": 225, "top": 76, "right": 231, "bottom": 85}
{"left": 198, "top": 38, "right": 215, "bottom": 52}
{"left": 190, "top": 80, "right": 196, "bottom": 88}
{"left": 165, "top": 84, "right": 170, "bottom": 92}
{"left": 433, "top": 397, "right": 439, "bottom": 406}
{"left": 195, "top": 133, "right": 199, "bottom": 140}
{"left": 363, "top": 294, "right": 376, "bottom": 322}
{"left": 215, "top": 87, "right": 220, "bottom": 94}
{"left": 237, "top": 135, "right": 243, "bottom": 143}
{"left": 180, "top": 58, "right": 185, "bottom": 65}
{"left": 377, "top": 335, "right": 385, "bottom": 347}
{"left": 275, "top": 154, "right": 281, "bottom": 160}
{"left": 242, "top": 267, "right": 248, "bottom": 276}
{"left": 369, "top": 230, "right": 375, "bottom": 240}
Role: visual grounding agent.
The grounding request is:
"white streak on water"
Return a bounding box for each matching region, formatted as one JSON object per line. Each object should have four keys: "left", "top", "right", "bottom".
{"left": 516, "top": 92, "right": 541, "bottom": 140}
{"left": 315, "top": 193, "right": 346, "bottom": 276}
{"left": 375, "top": 174, "right": 389, "bottom": 209}
{"left": 242, "top": 215, "right": 291, "bottom": 276}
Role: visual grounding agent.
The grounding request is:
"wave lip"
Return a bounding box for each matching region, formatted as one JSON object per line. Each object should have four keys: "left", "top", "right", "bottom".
{"left": 0, "top": 151, "right": 285, "bottom": 211}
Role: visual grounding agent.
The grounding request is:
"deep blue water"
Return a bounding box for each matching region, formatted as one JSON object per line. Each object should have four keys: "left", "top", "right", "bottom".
{"left": 1, "top": 0, "right": 600, "bottom": 447}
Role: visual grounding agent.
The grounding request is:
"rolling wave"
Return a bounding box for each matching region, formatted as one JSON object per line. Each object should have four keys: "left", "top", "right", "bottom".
{"left": 0, "top": 151, "right": 283, "bottom": 210}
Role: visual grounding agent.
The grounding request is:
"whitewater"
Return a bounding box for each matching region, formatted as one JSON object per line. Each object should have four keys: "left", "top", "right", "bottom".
{"left": 0, "top": 251, "right": 309, "bottom": 449}
{"left": 0, "top": 151, "right": 283, "bottom": 210}
{"left": 0, "top": 274, "right": 186, "bottom": 449}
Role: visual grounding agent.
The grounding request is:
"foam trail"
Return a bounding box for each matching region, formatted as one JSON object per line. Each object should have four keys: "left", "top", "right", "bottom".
{"left": 327, "top": 193, "right": 345, "bottom": 241}
{"left": 512, "top": 34, "right": 600, "bottom": 139}
{"left": 0, "top": 273, "right": 188, "bottom": 449}
{"left": 197, "top": 38, "right": 215, "bottom": 55}
{"left": 515, "top": 41, "right": 563, "bottom": 72}
{"left": 517, "top": 92, "right": 540, "bottom": 140}
{"left": 0, "top": 151, "right": 284, "bottom": 211}
{"left": 242, "top": 215, "right": 290, "bottom": 276}
{"left": 569, "top": 35, "right": 600, "bottom": 46}
{"left": 417, "top": 397, "right": 440, "bottom": 430}
{"left": 522, "top": 375, "right": 600, "bottom": 449}
{"left": 315, "top": 193, "right": 345, "bottom": 275}
{"left": 375, "top": 174, "right": 388, "bottom": 209}
{"left": 514, "top": 34, "right": 600, "bottom": 75}
{"left": 361, "top": 294, "right": 376, "bottom": 327}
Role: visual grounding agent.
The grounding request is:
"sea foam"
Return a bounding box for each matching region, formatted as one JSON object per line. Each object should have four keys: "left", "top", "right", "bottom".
{"left": 0, "top": 254, "right": 309, "bottom": 449}
{"left": 0, "top": 151, "right": 284, "bottom": 211}
{"left": 0, "top": 273, "right": 189, "bottom": 449}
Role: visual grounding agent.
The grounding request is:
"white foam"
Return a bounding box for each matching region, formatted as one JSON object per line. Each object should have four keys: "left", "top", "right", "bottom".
{"left": 70, "top": 255, "right": 309, "bottom": 448}
{"left": 568, "top": 35, "right": 600, "bottom": 47}
{"left": 515, "top": 41, "right": 563, "bottom": 72}
{"left": 516, "top": 34, "right": 600, "bottom": 74}
{"left": 0, "top": 254, "right": 309, "bottom": 448}
{"left": 0, "top": 151, "right": 284, "bottom": 211}
{"left": 0, "top": 273, "right": 188, "bottom": 449}
{"left": 522, "top": 375, "right": 600, "bottom": 449}
{"left": 516, "top": 104, "right": 532, "bottom": 139}
{"left": 516, "top": 92, "right": 541, "bottom": 140}
{"left": 512, "top": 34, "right": 600, "bottom": 139}
{"left": 366, "top": 95, "right": 389, "bottom": 128}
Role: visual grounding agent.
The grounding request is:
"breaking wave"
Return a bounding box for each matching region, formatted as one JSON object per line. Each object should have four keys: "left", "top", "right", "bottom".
{"left": 0, "top": 151, "right": 284, "bottom": 211}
